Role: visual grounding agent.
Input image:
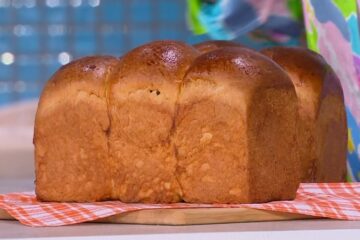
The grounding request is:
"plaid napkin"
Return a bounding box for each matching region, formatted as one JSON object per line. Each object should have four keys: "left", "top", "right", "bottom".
{"left": 0, "top": 183, "right": 359, "bottom": 227}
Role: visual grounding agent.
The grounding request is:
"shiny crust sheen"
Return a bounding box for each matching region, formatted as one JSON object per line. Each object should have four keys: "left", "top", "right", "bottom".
{"left": 185, "top": 47, "right": 293, "bottom": 90}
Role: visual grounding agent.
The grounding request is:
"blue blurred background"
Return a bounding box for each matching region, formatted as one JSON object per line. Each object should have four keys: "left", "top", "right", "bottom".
{"left": 0, "top": 0, "right": 210, "bottom": 106}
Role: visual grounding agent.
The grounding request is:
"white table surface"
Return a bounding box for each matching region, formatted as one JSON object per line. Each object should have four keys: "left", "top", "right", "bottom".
{"left": 0, "top": 178, "right": 360, "bottom": 240}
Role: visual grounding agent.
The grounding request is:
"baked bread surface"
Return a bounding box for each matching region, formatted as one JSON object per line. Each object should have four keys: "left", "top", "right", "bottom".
{"left": 34, "top": 42, "right": 347, "bottom": 203}
{"left": 175, "top": 47, "right": 300, "bottom": 203}
{"left": 108, "top": 40, "right": 199, "bottom": 202}
{"left": 261, "top": 47, "right": 347, "bottom": 182}
{"left": 35, "top": 56, "right": 119, "bottom": 202}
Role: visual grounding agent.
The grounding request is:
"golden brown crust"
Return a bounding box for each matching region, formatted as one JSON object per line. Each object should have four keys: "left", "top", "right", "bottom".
{"left": 193, "top": 40, "right": 244, "bottom": 53}
{"left": 40, "top": 56, "right": 118, "bottom": 98}
{"left": 35, "top": 43, "right": 347, "bottom": 204}
{"left": 35, "top": 56, "right": 119, "bottom": 202}
{"left": 114, "top": 40, "right": 200, "bottom": 84}
{"left": 260, "top": 47, "right": 344, "bottom": 116}
{"left": 261, "top": 47, "right": 347, "bottom": 182}
{"left": 185, "top": 47, "right": 294, "bottom": 91}
{"left": 175, "top": 47, "right": 300, "bottom": 203}
{"left": 109, "top": 40, "right": 199, "bottom": 203}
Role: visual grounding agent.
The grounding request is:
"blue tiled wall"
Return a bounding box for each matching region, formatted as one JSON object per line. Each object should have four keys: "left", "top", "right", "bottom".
{"left": 0, "top": 0, "right": 209, "bottom": 106}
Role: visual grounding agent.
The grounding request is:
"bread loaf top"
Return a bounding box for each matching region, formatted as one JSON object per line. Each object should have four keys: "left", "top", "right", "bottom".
{"left": 43, "top": 56, "right": 118, "bottom": 97}
{"left": 261, "top": 47, "right": 344, "bottom": 118}
{"left": 35, "top": 56, "right": 119, "bottom": 120}
{"left": 184, "top": 47, "right": 294, "bottom": 92}
{"left": 108, "top": 40, "right": 199, "bottom": 107}
{"left": 113, "top": 40, "right": 199, "bottom": 84}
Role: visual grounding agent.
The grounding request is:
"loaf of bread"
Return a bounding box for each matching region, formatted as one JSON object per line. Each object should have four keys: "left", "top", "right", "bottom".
{"left": 34, "top": 40, "right": 347, "bottom": 203}
{"left": 261, "top": 47, "right": 347, "bottom": 183}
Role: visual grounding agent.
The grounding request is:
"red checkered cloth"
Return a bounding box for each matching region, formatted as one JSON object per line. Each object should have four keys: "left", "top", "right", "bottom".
{"left": 0, "top": 183, "right": 359, "bottom": 227}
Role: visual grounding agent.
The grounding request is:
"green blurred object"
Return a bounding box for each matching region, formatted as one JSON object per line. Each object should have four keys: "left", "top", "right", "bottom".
{"left": 333, "top": 0, "right": 356, "bottom": 18}
{"left": 187, "top": 0, "right": 207, "bottom": 35}
{"left": 306, "top": 21, "right": 319, "bottom": 52}
{"left": 287, "top": 0, "right": 303, "bottom": 21}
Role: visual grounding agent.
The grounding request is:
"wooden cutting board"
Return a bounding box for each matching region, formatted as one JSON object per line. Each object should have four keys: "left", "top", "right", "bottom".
{"left": 0, "top": 208, "right": 317, "bottom": 225}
